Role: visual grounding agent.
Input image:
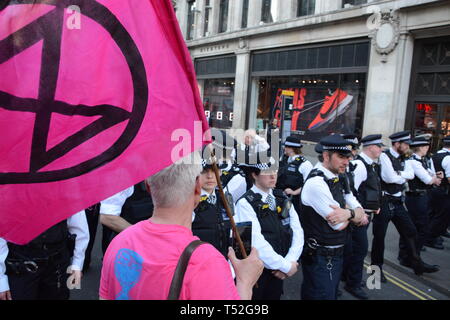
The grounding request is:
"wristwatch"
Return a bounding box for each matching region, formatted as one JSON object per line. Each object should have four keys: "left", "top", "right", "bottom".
{"left": 348, "top": 209, "right": 355, "bottom": 221}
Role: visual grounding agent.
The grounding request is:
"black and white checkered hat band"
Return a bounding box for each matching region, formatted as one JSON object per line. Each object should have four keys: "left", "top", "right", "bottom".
{"left": 391, "top": 135, "right": 410, "bottom": 142}
{"left": 346, "top": 138, "right": 359, "bottom": 145}
{"left": 363, "top": 139, "right": 383, "bottom": 146}
{"left": 322, "top": 146, "right": 352, "bottom": 151}
{"left": 285, "top": 141, "right": 302, "bottom": 148}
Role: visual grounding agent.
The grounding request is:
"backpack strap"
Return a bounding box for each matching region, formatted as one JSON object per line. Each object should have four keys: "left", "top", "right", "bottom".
{"left": 167, "top": 240, "right": 206, "bottom": 300}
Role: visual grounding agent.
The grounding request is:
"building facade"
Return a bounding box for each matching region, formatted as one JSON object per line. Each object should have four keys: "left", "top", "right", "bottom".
{"left": 174, "top": 0, "right": 450, "bottom": 148}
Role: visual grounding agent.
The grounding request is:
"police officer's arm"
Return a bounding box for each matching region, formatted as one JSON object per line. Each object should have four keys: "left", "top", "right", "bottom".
{"left": 99, "top": 186, "right": 134, "bottom": 233}
{"left": 67, "top": 211, "right": 90, "bottom": 272}
{"left": 235, "top": 199, "right": 294, "bottom": 274}
{"left": 408, "top": 159, "right": 438, "bottom": 185}
{"left": 380, "top": 152, "right": 411, "bottom": 183}
{"left": 0, "top": 238, "right": 11, "bottom": 300}
{"left": 284, "top": 206, "right": 304, "bottom": 264}
{"left": 301, "top": 177, "right": 349, "bottom": 231}
{"left": 352, "top": 160, "right": 367, "bottom": 191}
{"left": 443, "top": 155, "right": 450, "bottom": 183}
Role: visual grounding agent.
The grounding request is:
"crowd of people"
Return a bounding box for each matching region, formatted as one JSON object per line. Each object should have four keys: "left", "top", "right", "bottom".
{"left": 1, "top": 128, "right": 449, "bottom": 300}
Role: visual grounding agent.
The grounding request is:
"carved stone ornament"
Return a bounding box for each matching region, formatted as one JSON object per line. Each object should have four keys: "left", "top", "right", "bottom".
{"left": 369, "top": 10, "right": 400, "bottom": 62}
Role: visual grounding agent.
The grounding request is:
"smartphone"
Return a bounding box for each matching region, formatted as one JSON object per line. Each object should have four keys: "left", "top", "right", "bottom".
{"left": 232, "top": 221, "right": 252, "bottom": 259}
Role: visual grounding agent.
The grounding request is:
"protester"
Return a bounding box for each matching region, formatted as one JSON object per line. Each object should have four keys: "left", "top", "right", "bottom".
{"left": 99, "top": 152, "right": 263, "bottom": 300}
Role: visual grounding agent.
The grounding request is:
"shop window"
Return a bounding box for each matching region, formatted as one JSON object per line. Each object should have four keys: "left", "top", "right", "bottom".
{"left": 254, "top": 74, "right": 366, "bottom": 142}
{"left": 297, "top": 0, "right": 315, "bottom": 17}
{"left": 218, "top": 0, "right": 229, "bottom": 33}
{"left": 203, "top": 79, "right": 235, "bottom": 129}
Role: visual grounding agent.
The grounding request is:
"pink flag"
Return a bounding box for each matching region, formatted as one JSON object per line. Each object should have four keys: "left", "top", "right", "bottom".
{"left": 0, "top": 0, "right": 208, "bottom": 244}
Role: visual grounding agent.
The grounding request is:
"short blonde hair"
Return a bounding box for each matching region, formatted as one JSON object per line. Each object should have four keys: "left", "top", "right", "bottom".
{"left": 146, "top": 152, "right": 202, "bottom": 208}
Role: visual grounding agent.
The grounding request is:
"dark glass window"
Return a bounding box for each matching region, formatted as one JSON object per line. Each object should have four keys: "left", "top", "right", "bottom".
{"left": 241, "top": 0, "right": 249, "bottom": 28}
{"left": 186, "top": 0, "right": 196, "bottom": 40}
{"left": 203, "top": 79, "right": 235, "bottom": 129}
{"left": 261, "top": 0, "right": 273, "bottom": 23}
{"left": 218, "top": 0, "right": 229, "bottom": 33}
{"left": 203, "top": 0, "right": 211, "bottom": 36}
{"left": 297, "top": 0, "right": 315, "bottom": 17}
{"left": 342, "top": 0, "right": 367, "bottom": 7}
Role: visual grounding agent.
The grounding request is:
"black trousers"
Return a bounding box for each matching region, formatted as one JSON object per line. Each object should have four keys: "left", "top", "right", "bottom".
{"left": 7, "top": 251, "right": 70, "bottom": 300}
{"left": 83, "top": 204, "right": 100, "bottom": 271}
{"left": 371, "top": 196, "right": 420, "bottom": 267}
{"left": 399, "top": 193, "right": 431, "bottom": 254}
{"left": 252, "top": 268, "right": 284, "bottom": 300}
{"left": 343, "top": 223, "right": 369, "bottom": 288}
{"left": 429, "top": 187, "right": 450, "bottom": 239}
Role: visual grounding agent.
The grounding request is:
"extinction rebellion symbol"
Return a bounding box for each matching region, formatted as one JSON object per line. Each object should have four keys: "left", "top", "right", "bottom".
{"left": 0, "top": 0, "right": 148, "bottom": 184}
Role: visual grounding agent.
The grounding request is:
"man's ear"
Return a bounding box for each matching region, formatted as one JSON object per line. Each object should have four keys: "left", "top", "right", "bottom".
{"left": 144, "top": 181, "right": 151, "bottom": 194}
{"left": 194, "top": 176, "right": 202, "bottom": 197}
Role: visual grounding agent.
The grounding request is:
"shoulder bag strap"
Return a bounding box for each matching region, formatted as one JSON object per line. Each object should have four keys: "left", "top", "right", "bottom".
{"left": 167, "top": 240, "right": 206, "bottom": 300}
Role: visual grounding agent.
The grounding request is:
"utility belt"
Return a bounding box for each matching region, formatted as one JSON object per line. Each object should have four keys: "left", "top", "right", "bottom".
{"left": 382, "top": 193, "right": 404, "bottom": 204}
{"left": 304, "top": 238, "right": 345, "bottom": 257}
{"left": 6, "top": 249, "right": 69, "bottom": 275}
{"left": 406, "top": 189, "right": 428, "bottom": 197}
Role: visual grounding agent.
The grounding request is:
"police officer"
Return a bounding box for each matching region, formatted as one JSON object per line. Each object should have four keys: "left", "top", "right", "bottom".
{"left": 371, "top": 131, "right": 439, "bottom": 280}
{"left": 428, "top": 136, "right": 450, "bottom": 248}
{"left": 210, "top": 129, "right": 247, "bottom": 203}
{"left": 192, "top": 153, "right": 233, "bottom": 259}
{"left": 276, "top": 134, "right": 313, "bottom": 215}
{"left": 342, "top": 134, "right": 384, "bottom": 300}
{"left": 100, "top": 184, "right": 154, "bottom": 254}
{"left": 0, "top": 211, "right": 89, "bottom": 300}
{"left": 235, "top": 152, "right": 304, "bottom": 300}
{"left": 300, "top": 134, "right": 366, "bottom": 300}
{"left": 402, "top": 137, "right": 442, "bottom": 256}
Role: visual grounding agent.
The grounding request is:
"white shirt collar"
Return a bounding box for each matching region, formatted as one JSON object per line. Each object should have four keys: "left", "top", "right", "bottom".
{"left": 201, "top": 189, "right": 215, "bottom": 197}
{"left": 412, "top": 153, "right": 422, "bottom": 160}
{"left": 360, "top": 151, "right": 374, "bottom": 165}
{"left": 316, "top": 163, "right": 338, "bottom": 179}
{"left": 389, "top": 147, "right": 400, "bottom": 158}
{"left": 251, "top": 185, "right": 273, "bottom": 201}
{"left": 439, "top": 148, "right": 450, "bottom": 153}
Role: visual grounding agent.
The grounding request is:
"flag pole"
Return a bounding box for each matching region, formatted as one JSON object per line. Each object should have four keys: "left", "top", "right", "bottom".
{"left": 211, "top": 160, "right": 248, "bottom": 259}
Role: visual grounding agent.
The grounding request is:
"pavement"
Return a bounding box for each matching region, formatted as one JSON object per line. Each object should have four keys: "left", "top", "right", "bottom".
{"left": 70, "top": 220, "right": 450, "bottom": 300}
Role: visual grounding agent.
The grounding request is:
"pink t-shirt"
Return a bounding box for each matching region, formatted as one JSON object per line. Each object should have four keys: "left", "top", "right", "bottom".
{"left": 100, "top": 220, "right": 240, "bottom": 300}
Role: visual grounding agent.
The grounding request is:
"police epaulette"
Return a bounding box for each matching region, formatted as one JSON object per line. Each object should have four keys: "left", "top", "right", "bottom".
{"left": 243, "top": 190, "right": 262, "bottom": 204}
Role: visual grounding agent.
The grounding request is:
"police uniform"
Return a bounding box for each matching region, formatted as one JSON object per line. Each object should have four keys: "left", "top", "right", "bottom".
{"left": 427, "top": 136, "right": 450, "bottom": 248}
{"left": 0, "top": 211, "right": 89, "bottom": 300}
{"left": 300, "top": 135, "right": 362, "bottom": 300}
{"left": 100, "top": 186, "right": 134, "bottom": 254}
{"left": 276, "top": 135, "right": 313, "bottom": 216}
{"left": 83, "top": 203, "right": 100, "bottom": 272}
{"left": 342, "top": 135, "right": 383, "bottom": 300}
{"left": 371, "top": 131, "right": 439, "bottom": 278}
{"left": 235, "top": 153, "right": 304, "bottom": 300}
{"left": 192, "top": 188, "right": 233, "bottom": 258}
{"left": 403, "top": 137, "right": 436, "bottom": 254}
